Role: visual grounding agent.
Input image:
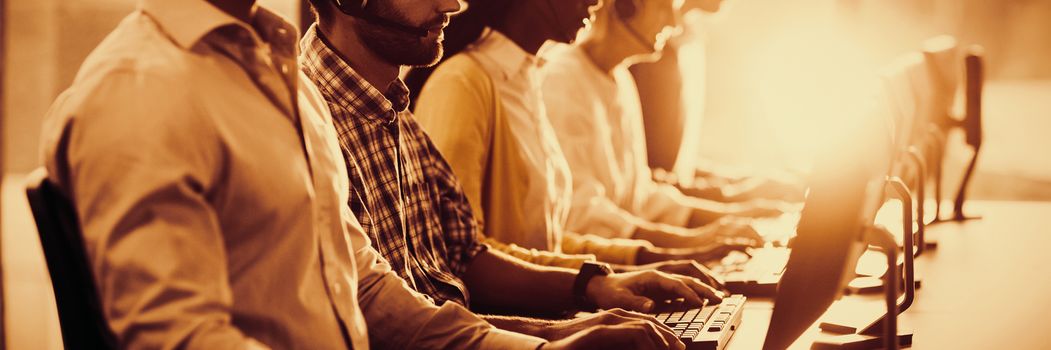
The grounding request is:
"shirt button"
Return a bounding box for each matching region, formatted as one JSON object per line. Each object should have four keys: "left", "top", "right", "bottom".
{"left": 333, "top": 283, "right": 343, "bottom": 295}
{"left": 280, "top": 64, "right": 289, "bottom": 74}
{"left": 277, "top": 28, "right": 288, "bottom": 37}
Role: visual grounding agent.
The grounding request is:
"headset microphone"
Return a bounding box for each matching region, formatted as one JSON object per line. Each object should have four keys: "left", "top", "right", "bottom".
{"left": 332, "top": 0, "right": 433, "bottom": 38}
{"left": 613, "top": 0, "right": 657, "bottom": 51}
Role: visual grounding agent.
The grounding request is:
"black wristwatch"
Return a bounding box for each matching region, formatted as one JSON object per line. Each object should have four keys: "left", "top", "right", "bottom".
{"left": 573, "top": 261, "right": 614, "bottom": 311}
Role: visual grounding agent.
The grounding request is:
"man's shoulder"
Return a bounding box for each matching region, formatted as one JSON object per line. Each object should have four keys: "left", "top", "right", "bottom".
{"left": 539, "top": 43, "right": 589, "bottom": 74}
{"left": 94, "top": 14, "right": 200, "bottom": 76}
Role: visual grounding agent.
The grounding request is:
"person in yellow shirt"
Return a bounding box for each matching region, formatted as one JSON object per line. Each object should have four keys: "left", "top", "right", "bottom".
{"left": 413, "top": 0, "right": 770, "bottom": 268}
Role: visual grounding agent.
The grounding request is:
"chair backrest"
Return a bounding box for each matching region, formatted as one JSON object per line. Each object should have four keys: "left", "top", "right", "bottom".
{"left": 878, "top": 53, "right": 922, "bottom": 155}
{"left": 962, "top": 45, "right": 984, "bottom": 148}
{"left": 921, "top": 35, "right": 961, "bottom": 130}
{"left": 24, "top": 168, "right": 117, "bottom": 349}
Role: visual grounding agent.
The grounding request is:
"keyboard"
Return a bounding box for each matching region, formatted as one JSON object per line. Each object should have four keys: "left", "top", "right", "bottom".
{"left": 651, "top": 294, "right": 747, "bottom": 350}
{"left": 714, "top": 248, "right": 790, "bottom": 296}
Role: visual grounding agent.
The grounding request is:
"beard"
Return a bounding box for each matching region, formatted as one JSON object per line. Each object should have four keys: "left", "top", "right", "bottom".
{"left": 353, "top": 3, "right": 445, "bottom": 67}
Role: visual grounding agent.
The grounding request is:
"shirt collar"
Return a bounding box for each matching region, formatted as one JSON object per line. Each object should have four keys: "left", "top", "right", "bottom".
{"left": 140, "top": 0, "right": 298, "bottom": 55}
{"left": 300, "top": 24, "right": 410, "bottom": 122}
{"left": 472, "top": 28, "right": 546, "bottom": 81}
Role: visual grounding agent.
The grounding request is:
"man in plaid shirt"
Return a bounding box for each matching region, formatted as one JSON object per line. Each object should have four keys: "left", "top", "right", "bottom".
{"left": 300, "top": 0, "right": 726, "bottom": 343}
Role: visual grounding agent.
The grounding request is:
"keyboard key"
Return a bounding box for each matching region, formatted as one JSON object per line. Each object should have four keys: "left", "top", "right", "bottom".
{"left": 697, "top": 306, "right": 717, "bottom": 323}
{"left": 682, "top": 308, "right": 699, "bottom": 322}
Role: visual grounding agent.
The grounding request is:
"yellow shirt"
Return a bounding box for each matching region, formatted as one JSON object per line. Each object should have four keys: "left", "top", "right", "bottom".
{"left": 416, "top": 30, "right": 650, "bottom": 265}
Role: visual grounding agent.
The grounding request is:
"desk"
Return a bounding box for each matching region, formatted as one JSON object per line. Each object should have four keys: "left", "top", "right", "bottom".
{"left": 724, "top": 200, "right": 1051, "bottom": 349}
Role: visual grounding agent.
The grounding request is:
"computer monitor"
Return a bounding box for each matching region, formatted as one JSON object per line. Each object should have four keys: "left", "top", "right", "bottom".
{"left": 762, "top": 112, "right": 894, "bottom": 349}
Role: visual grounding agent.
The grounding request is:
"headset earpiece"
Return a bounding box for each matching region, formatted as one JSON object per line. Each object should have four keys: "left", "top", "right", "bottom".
{"left": 333, "top": 0, "right": 368, "bottom": 17}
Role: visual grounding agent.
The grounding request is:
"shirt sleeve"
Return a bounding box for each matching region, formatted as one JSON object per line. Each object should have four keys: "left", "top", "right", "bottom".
{"left": 411, "top": 120, "right": 488, "bottom": 276}
{"left": 344, "top": 192, "right": 547, "bottom": 350}
{"left": 43, "top": 70, "right": 265, "bottom": 349}
{"left": 484, "top": 237, "right": 595, "bottom": 269}
{"left": 560, "top": 232, "right": 653, "bottom": 266}
{"left": 414, "top": 57, "right": 495, "bottom": 225}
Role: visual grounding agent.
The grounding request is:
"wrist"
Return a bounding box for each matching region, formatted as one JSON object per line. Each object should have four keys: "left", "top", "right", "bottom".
{"left": 584, "top": 275, "right": 608, "bottom": 305}
{"left": 573, "top": 262, "right": 613, "bottom": 311}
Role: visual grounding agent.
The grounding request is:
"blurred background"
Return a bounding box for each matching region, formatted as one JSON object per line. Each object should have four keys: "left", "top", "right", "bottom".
{"left": 680, "top": 0, "right": 1051, "bottom": 201}
{"left": 1, "top": 0, "right": 1050, "bottom": 348}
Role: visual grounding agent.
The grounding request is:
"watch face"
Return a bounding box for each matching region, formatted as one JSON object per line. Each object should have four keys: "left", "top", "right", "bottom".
{"left": 596, "top": 262, "right": 614, "bottom": 275}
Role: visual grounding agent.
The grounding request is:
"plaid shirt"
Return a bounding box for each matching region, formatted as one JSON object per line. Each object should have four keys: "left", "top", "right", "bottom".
{"left": 300, "top": 26, "right": 486, "bottom": 307}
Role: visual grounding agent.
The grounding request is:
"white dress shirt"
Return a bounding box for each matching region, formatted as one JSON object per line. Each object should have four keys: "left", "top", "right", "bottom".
{"left": 541, "top": 43, "right": 694, "bottom": 239}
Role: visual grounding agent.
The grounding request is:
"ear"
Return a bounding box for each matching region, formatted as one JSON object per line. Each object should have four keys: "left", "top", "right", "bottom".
{"left": 334, "top": 0, "right": 367, "bottom": 16}
{"left": 614, "top": 0, "right": 638, "bottom": 20}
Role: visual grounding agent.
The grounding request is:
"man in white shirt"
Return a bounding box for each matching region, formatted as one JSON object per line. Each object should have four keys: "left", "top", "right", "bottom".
{"left": 541, "top": 0, "right": 786, "bottom": 252}
{"left": 38, "top": 0, "right": 693, "bottom": 348}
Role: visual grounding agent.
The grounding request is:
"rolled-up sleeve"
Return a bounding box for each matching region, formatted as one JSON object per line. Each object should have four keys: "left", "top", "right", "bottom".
{"left": 485, "top": 237, "right": 595, "bottom": 269}
{"left": 561, "top": 231, "right": 653, "bottom": 266}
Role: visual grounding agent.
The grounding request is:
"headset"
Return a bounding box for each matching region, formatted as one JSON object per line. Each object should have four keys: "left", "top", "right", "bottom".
{"left": 331, "top": 0, "right": 432, "bottom": 37}
{"left": 540, "top": 0, "right": 576, "bottom": 43}
{"left": 612, "top": 0, "right": 657, "bottom": 51}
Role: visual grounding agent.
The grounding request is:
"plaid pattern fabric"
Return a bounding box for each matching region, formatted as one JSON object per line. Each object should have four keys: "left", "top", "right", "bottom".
{"left": 300, "top": 26, "right": 486, "bottom": 307}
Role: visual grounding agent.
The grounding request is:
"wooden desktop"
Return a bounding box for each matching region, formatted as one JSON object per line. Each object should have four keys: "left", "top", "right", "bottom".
{"left": 724, "top": 200, "right": 1051, "bottom": 349}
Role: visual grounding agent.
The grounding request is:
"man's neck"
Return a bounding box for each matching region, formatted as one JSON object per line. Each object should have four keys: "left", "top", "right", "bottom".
{"left": 493, "top": 21, "right": 548, "bottom": 56}
{"left": 319, "top": 21, "right": 401, "bottom": 92}
{"left": 209, "top": 0, "right": 256, "bottom": 23}
{"left": 492, "top": 3, "right": 556, "bottom": 56}
{"left": 578, "top": 25, "right": 642, "bottom": 75}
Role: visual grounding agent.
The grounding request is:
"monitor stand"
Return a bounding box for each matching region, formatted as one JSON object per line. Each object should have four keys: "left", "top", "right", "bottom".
{"left": 815, "top": 179, "right": 918, "bottom": 349}
{"left": 813, "top": 225, "right": 912, "bottom": 350}
{"left": 848, "top": 176, "right": 923, "bottom": 294}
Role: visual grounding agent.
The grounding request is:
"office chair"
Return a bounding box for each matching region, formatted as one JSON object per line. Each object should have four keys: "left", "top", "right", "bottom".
{"left": 920, "top": 36, "right": 960, "bottom": 223}
{"left": 950, "top": 46, "right": 985, "bottom": 221}
{"left": 25, "top": 168, "right": 118, "bottom": 349}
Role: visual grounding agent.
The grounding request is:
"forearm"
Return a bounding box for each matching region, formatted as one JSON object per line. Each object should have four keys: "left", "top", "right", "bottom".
{"left": 683, "top": 197, "right": 735, "bottom": 227}
{"left": 631, "top": 221, "right": 694, "bottom": 248}
{"left": 561, "top": 232, "right": 647, "bottom": 266}
{"left": 482, "top": 315, "right": 559, "bottom": 340}
{"left": 486, "top": 237, "right": 594, "bottom": 269}
{"left": 463, "top": 249, "right": 578, "bottom": 316}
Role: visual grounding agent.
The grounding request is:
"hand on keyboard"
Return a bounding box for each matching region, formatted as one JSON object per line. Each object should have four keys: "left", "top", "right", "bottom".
{"left": 631, "top": 260, "right": 727, "bottom": 292}
{"left": 543, "top": 308, "right": 673, "bottom": 341}
{"left": 586, "top": 270, "right": 724, "bottom": 313}
{"left": 542, "top": 320, "right": 686, "bottom": 350}
{"left": 728, "top": 199, "right": 787, "bottom": 218}
{"left": 686, "top": 217, "right": 766, "bottom": 248}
